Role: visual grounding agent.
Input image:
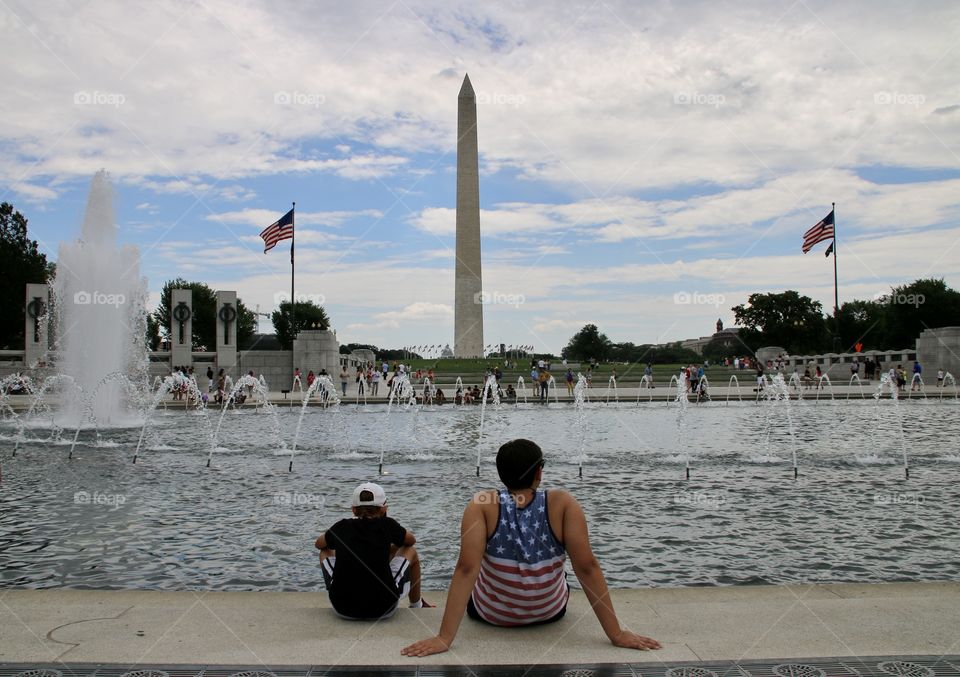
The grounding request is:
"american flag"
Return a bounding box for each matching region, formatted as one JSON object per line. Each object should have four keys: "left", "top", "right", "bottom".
{"left": 802, "top": 209, "right": 835, "bottom": 254}
{"left": 260, "top": 208, "right": 294, "bottom": 253}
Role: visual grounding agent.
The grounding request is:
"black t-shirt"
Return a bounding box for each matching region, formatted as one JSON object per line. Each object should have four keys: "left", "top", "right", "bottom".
{"left": 325, "top": 515, "right": 408, "bottom": 618}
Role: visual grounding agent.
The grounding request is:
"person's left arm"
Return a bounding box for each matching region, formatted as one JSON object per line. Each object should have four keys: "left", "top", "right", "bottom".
{"left": 389, "top": 517, "right": 417, "bottom": 547}
{"left": 315, "top": 524, "right": 337, "bottom": 551}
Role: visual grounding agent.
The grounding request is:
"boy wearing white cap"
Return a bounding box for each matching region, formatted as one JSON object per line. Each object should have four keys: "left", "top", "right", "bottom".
{"left": 315, "top": 482, "right": 430, "bottom": 619}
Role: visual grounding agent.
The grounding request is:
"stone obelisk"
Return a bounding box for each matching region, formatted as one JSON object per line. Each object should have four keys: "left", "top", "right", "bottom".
{"left": 454, "top": 73, "right": 484, "bottom": 358}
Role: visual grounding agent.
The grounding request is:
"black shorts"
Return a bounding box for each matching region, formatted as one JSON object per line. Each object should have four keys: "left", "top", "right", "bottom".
{"left": 466, "top": 590, "right": 568, "bottom": 627}
{"left": 321, "top": 555, "right": 411, "bottom": 620}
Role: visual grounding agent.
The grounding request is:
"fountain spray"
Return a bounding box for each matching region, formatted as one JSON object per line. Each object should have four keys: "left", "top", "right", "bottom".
{"left": 573, "top": 373, "right": 588, "bottom": 478}
{"left": 476, "top": 374, "right": 499, "bottom": 476}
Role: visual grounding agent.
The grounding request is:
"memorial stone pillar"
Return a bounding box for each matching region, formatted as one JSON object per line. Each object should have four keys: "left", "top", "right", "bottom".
{"left": 216, "top": 290, "right": 238, "bottom": 378}
{"left": 24, "top": 283, "right": 49, "bottom": 368}
{"left": 170, "top": 289, "right": 193, "bottom": 370}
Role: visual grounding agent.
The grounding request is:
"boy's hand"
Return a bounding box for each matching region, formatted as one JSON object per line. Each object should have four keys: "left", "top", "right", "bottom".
{"left": 401, "top": 635, "right": 450, "bottom": 657}
{"left": 610, "top": 629, "right": 661, "bottom": 650}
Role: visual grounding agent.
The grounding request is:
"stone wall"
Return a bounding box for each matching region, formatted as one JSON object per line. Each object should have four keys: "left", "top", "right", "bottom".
{"left": 237, "top": 350, "right": 292, "bottom": 392}
{"left": 916, "top": 327, "right": 960, "bottom": 378}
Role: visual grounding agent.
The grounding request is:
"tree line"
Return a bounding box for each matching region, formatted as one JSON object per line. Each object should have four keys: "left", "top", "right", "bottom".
{"left": 563, "top": 278, "right": 960, "bottom": 363}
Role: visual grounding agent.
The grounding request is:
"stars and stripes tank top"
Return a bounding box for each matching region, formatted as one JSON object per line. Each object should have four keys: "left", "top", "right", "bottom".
{"left": 471, "top": 488, "right": 569, "bottom": 626}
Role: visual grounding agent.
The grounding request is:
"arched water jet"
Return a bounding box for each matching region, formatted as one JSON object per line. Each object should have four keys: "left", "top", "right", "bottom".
{"left": 546, "top": 374, "right": 559, "bottom": 403}
{"left": 763, "top": 374, "right": 800, "bottom": 478}
{"left": 379, "top": 372, "right": 413, "bottom": 474}
{"left": 942, "top": 372, "right": 958, "bottom": 400}
{"left": 573, "top": 373, "right": 588, "bottom": 477}
{"left": 726, "top": 375, "right": 742, "bottom": 405}
{"left": 604, "top": 375, "right": 618, "bottom": 403}
{"left": 637, "top": 374, "right": 653, "bottom": 404}
{"left": 671, "top": 371, "right": 691, "bottom": 479}
{"left": 909, "top": 373, "right": 926, "bottom": 398}
{"left": 12, "top": 374, "right": 77, "bottom": 456}
{"left": 289, "top": 374, "right": 340, "bottom": 472}
{"left": 475, "top": 374, "right": 500, "bottom": 476}
{"left": 209, "top": 374, "right": 284, "bottom": 469}
{"left": 875, "top": 372, "right": 910, "bottom": 478}
{"left": 815, "top": 374, "right": 834, "bottom": 402}
{"left": 134, "top": 372, "right": 211, "bottom": 464}
{"left": 847, "top": 373, "right": 865, "bottom": 400}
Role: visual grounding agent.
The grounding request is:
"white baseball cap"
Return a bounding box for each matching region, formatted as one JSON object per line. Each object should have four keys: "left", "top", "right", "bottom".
{"left": 352, "top": 482, "right": 387, "bottom": 507}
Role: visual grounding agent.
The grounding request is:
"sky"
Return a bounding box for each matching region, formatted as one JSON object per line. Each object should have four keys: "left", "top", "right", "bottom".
{"left": 2, "top": 0, "right": 959, "bottom": 354}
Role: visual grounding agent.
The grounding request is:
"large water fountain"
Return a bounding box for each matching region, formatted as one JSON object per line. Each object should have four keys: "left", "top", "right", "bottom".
{"left": 51, "top": 170, "right": 148, "bottom": 426}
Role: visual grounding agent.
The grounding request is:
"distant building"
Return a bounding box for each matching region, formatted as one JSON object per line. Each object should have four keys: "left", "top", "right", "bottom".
{"left": 679, "top": 327, "right": 741, "bottom": 355}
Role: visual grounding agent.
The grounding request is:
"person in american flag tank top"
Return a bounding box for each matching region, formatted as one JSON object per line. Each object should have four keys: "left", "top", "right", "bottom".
{"left": 402, "top": 439, "right": 661, "bottom": 657}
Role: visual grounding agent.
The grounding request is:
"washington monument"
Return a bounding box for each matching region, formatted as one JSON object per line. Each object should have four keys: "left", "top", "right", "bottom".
{"left": 454, "top": 73, "right": 484, "bottom": 358}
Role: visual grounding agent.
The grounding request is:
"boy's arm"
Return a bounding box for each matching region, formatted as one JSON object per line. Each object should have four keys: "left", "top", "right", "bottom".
{"left": 316, "top": 524, "right": 336, "bottom": 551}
{"left": 561, "top": 493, "right": 661, "bottom": 650}
{"left": 401, "top": 496, "right": 488, "bottom": 657}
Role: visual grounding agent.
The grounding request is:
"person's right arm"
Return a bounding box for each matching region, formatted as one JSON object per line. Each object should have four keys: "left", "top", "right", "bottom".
{"left": 401, "top": 494, "right": 489, "bottom": 657}
{"left": 561, "top": 493, "right": 661, "bottom": 650}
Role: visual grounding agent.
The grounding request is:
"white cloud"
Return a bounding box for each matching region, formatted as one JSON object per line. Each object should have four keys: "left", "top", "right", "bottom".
{"left": 8, "top": 1, "right": 960, "bottom": 354}
{"left": 2, "top": 1, "right": 957, "bottom": 196}
{"left": 207, "top": 208, "right": 384, "bottom": 228}
{"left": 10, "top": 182, "right": 58, "bottom": 202}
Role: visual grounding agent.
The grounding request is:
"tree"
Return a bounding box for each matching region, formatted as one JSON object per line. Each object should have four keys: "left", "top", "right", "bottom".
{"left": 271, "top": 300, "right": 330, "bottom": 348}
{"left": 153, "top": 278, "right": 255, "bottom": 350}
{"left": 836, "top": 299, "right": 886, "bottom": 352}
{"left": 732, "top": 291, "right": 830, "bottom": 355}
{"left": 643, "top": 342, "right": 702, "bottom": 364}
{"left": 881, "top": 278, "right": 960, "bottom": 349}
{"left": 702, "top": 335, "right": 740, "bottom": 363}
{"left": 145, "top": 313, "right": 161, "bottom": 351}
{"left": 0, "top": 203, "right": 50, "bottom": 349}
{"left": 561, "top": 324, "right": 612, "bottom": 361}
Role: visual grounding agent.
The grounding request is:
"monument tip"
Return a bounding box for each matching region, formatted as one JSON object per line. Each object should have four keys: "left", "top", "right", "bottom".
{"left": 459, "top": 73, "right": 475, "bottom": 99}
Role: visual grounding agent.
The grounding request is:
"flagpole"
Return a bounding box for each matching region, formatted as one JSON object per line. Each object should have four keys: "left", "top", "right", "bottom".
{"left": 291, "top": 202, "right": 296, "bottom": 350}
{"left": 832, "top": 201, "right": 839, "bottom": 352}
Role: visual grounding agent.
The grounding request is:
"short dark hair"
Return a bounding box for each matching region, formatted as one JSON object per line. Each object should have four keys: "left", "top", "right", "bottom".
{"left": 496, "top": 439, "right": 544, "bottom": 490}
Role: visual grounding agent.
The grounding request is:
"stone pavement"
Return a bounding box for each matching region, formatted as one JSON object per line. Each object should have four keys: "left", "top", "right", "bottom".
{"left": 2, "top": 582, "right": 957, "bottom": 666}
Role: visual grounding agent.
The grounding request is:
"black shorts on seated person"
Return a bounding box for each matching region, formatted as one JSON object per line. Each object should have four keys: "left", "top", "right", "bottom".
{"left": 466, "top": 592, "right": 567, "bottom": 627}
